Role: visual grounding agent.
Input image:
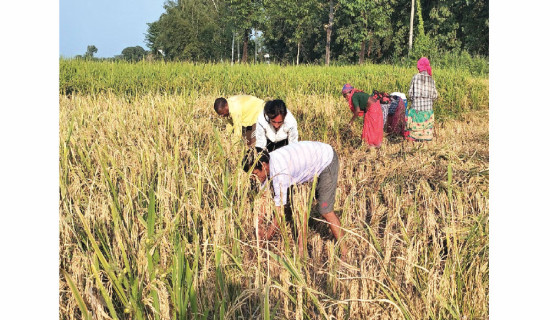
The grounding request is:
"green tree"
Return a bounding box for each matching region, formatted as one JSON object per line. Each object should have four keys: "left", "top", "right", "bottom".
{"left": 424, "top": 0, "right": 461, "bottom": 53}
{"left": 121, "top": 46, "right": 148, "bottom": 62}
{"left": 262, "top": 0, "right": 324, "bottom": 64}
{"left": 336, "top": 0, "right": 395, "bottom": 64}
{"left": 145, "top": 0, "right": 230, "bottom": 61}
{"left": 224, "top": 0, "right": 264, "bottom": 63}
{"left": 417, "top": 0, "right": 488, "bottom": 56}
{"left": 430, "top": 0, "right": 488, "bottom": 56}
{"left": 142, "top": 0, "right": 487, "bottom": 64}
{"left": 84, "top": 45, "right": 98, "bottom": 59}
{"left": 461, "top": 0, "right": 488, "bottom": 55}
{"left": 410, "top": 0, "right": 436, "bottom": 58}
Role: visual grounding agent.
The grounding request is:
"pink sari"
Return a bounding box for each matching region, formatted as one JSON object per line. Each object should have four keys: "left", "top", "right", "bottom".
{"left": 361, "top": 100, "right": 383, "bottom": 147}
{"left": 347, "top": 91, "right": 383, "bottom": 146}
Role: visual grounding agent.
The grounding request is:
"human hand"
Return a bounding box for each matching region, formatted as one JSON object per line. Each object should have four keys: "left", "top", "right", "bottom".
{"left": 257, "top": 226, "right": 267, "bottom": 240}
{"left": 340, "top": 245, "right": 349, "bottom": 262}
{"left": 264, "top": 223, "right": 279, "bottom": 241}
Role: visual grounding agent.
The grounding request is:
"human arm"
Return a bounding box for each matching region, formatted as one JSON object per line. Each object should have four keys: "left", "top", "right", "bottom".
{"left": 255, "top": 116, "right": 268, "bottom": 149}
{"left": 230, "top": 109, "right": 243, "bottom": 145}
{"left": 287, "top": 113, "right": 299, "bottom": 144}
{"left": 407, "top": 75, "right": 415, "bottom": 104}
{"left": 348, "top": 93, "right": 363, "bottom": 125}
{"left": 349, "top": 106, "right": 362, "bottom": 126}
{"left": 258, "top": 167, "right": 291, "bottom": 240}
{"left": 288, "top": 125, "right": 299, "bottom": 144}
{"left": 258, "top": 207, "right": 282, "bottom": 240}
{"left": 256, "top": 184, "right": 284, "bottom": 240}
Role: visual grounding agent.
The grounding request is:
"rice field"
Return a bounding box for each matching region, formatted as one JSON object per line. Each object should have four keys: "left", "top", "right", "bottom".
{"left": 59, "top": 61, "right": 489, "bottom": 319}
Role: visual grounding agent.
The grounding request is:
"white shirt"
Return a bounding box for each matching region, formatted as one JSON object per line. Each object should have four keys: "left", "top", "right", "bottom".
{"left": 263, "top": 141, "right": 334, "bottom": 206}
{"left": 390, "top": 92, "right": 407, "bottom": 101}
{"left": 255, "top": 110, "right": 299, "bottom": 149}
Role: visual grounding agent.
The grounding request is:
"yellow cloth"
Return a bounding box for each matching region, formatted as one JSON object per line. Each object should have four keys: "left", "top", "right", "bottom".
{"left": 226, "top": 95, "right": 265, "bottom": 144}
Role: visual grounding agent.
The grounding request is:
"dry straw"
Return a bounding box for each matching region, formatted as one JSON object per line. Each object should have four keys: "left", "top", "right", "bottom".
{"left": 60, "top": 62, "right": 488, "bottom": 319}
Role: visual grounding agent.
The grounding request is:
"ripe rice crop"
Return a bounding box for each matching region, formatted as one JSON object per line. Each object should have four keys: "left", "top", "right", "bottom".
{"left": 60, "top": 61, "right": 488, "bottom": 319}
{"left": 60, "top": 60, "right": 488, "bottom": 118}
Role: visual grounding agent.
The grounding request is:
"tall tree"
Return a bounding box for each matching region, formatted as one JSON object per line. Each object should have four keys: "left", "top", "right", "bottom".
{"left": 408, "top": 0, "right": 415, "bottom": 53}
{"left": 121, "top": 46, "right": 147, "bottom": 61}
{"left": 425, "top": 2, "right": 458, "bottom": 52}
{"left": 338, "top": 0, "right": 370, "bottom": 63}
{"left": 143, "top": 0, "right": 488, "bottom": 63}
{"left": 224, "top": 0, "right": 263, "bottom": 63}
{"left": 85, "top": 45, "right": 98, "bottom": 58}
{"left": 409, "top": 0, "right": 437, "bottom": 58}
{"left": 461, "top": 0, "right": 488, "bottom": 55}
{"left": 262, "top": 0, "right": 323, "bottom": 64}
{"left": 242, "top": 28, "right": 250, "bottom": 63}
{"left": 145, "top": 0, "right": 230, "bottom": 61}
{"left": 336, "top": 0, "right": 395, "bottom": 64}
{"left": 423, "top": 0, "right": 488, "bottom": 56}
{"left": 325, "top": 0, "right": 335, "bottom": 65}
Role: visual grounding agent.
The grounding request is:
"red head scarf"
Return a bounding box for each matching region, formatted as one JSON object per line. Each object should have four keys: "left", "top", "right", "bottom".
{"left": 417, "top": 57, "right": 432, "bottom": 76}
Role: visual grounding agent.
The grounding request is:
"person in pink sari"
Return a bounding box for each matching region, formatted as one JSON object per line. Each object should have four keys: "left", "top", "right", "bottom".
{"left": 342, "top": 84, "right": 384, "bottom": 147}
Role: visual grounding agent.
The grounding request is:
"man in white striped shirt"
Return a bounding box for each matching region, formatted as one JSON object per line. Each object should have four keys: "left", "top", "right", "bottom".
{"left": 243, "top": 141, "right": 347, "bottom": 257}
{"left": 255, "top": 99, "right": 299, "bottom": 152}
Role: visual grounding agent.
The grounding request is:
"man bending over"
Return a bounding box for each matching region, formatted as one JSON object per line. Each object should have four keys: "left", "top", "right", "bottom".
{"left": 214, "top": 95, "right": 265, "bottom": 147}
{"left": 243, "top": 141, "right": 347, "bottom": 257}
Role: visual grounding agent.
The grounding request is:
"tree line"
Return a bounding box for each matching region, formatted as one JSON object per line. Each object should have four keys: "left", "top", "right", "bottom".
{"left": 73, "top": 45, "right": 150, "bottom": 62}
{"left": 143, "top": 0, "right": 488, "bottom": 65}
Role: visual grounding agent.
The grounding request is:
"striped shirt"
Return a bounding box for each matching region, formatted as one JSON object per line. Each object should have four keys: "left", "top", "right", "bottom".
{"left": 264, "top": 141, "right": 334, "bottom": 206}
{"left": 255, "top": 110, "right": 299, "bottom": 149}
{"left": 407, "top": 71, "right": 438, "bottom": 111}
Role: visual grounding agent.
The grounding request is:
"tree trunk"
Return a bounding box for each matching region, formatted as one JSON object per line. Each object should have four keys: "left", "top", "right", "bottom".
{"left": 359, "top": 40, "right": 366, "bottom": 64}
{"left": 254, "top": 29, "right": 258, "bottom": 64}
{"left": 296, "top": 41, "right": 300, "bottom": 65}
{"left": 231, "top": 32, "right": 235, "bottom": 65}
{"left": 408, "top": 0, "right": 415, "bottom": 53}
{"left": 359, "top": 12, "right": 367, "bottom": 64}
{"left": 325, "top": 0, "right": 334, "bottom": 66}
{"left": 242, "top": 29, "right": 249, "bottom": 63}
{"left": 367, "top": 35, "right": 373, "bottom": 58}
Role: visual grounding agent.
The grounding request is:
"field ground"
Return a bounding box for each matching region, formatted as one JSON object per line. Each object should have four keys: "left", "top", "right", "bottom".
{"left": 60, "top": 91, "right": 488, "bottom": 319}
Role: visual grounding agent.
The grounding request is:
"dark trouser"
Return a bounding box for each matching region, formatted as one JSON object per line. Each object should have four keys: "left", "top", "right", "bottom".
{"left": 242, "top": 124, "right": 256, "bottom": 147}
{"left": 284, "top": 149, "right": 339, "bottom": 216}
{"left": 282, "top": 149, "right": 339, "bottom": 239}
{"left": 315, "top": 149, "right": 339, "bottom": 215}
{"left": 266, "top": 138, "right": 289, "bottom": 152}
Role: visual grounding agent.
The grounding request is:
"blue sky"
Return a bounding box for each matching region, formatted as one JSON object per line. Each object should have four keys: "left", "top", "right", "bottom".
{"left": 60, "top": 0, "right": 166, "bottom": 58}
